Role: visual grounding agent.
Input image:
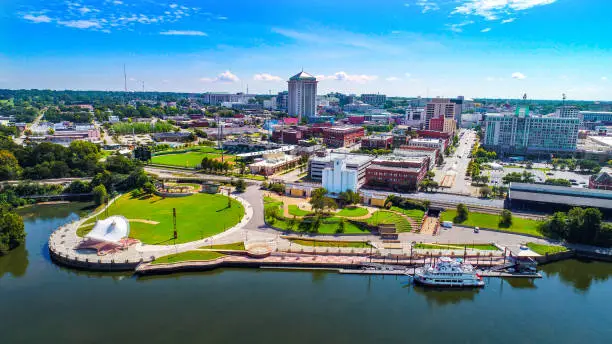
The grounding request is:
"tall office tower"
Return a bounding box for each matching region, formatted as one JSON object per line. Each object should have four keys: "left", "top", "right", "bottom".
{"left": 288, "top": 71, "right": 318, "bottom": 122}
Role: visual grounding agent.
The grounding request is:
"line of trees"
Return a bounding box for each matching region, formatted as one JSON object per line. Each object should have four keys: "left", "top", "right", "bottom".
{"left": 540, "top": 207, "right": 612, "bottom": 247}
{"left": 200, "top": 157, "right": 231, "bottom": 173}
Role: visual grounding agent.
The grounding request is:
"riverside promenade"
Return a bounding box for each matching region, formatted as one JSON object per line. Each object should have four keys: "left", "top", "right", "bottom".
{"left": 48, "top": 191, "right": 255, "bottom": 271}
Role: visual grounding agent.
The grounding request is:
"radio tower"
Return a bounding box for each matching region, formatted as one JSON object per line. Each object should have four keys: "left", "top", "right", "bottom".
{"left": 123, "top": 64, "right": 127, "bottom": 92}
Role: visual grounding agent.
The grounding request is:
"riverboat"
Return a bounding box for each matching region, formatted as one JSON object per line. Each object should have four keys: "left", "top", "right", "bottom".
{"left": 412, "top": 257, "right": 485, "bottom": 288}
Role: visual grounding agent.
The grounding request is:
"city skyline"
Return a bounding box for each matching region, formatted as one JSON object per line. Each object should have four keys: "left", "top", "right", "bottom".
{"left": 2, "top": 0, "right": 611, "bottom": 100}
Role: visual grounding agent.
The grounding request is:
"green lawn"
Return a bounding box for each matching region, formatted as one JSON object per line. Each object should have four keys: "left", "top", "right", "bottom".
{"left": 336, "top": 206, "right": 369, "bottom": 217}
{"left": 199, "top": 242, "right": 245, "bottom": 250}
{"left": 151, "top": 147, "right": 235, "bottom": 168}
{"left": 366, "top": 211, "right": 412, "bottom": 232}
{"left": 390, "top": 207, "right": 425, "bottom": 224}
{"left": 151, "top": 251, "right": 225, "bottom": 265}
{"left": 414, "top": 243, "right": 499, "bottom": 251}
{"left": 526, "top": 242, "right": 569, "bottom": 255}
{"left": 77, "top": 193, "right": 244, "bottom": 244}
{"left": 440, "top": 209, "right": 544, "bottom": 237}
{"left": 288, "top": 204, "right": 312, "bottom": 216}
{"left": 289, "top": 239, "right": 372, "bottom": 248}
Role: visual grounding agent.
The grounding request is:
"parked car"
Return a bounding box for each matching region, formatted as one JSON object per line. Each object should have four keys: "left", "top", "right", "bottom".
{"left": 474, "top": 227, "right": 480, "bottom": 233}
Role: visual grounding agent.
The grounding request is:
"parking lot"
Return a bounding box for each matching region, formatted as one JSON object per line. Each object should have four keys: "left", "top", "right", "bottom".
{"left": 487, "top": 166, "right": 591, "bottom": 188}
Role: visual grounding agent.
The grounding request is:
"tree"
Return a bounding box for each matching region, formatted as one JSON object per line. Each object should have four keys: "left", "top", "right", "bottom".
{"left": 92, "top": 184, "right": 108, "bottom": 206}
{"left": 264, "top": 205, "right": 279, "bottom": 224}
{"left": 479, "top": 186, "right": 492, "bottom": 198}
{"left": 142, "top": 181, "right": 155, "bottom": 195}
{"left": 336, "top": 218, "right": 346, "bottom": 233}
{"left": 0, "top": 150, "right": 22, "bottom": 180}
{"left": 456, "top": 203, "right": 469, "bottom": 223}
{"left": 338, "top": 190, "right": 360, "bottom": 206}
{"left": 499, "top": 209, "right": 512, "bottom": 227}
{"left": 309, "top": 188, "right": 328, "bottom": 213}
{"left": 0, "top": 207, "right": 25, "bottom": 255}
{"left": 235, "top": 179, "right": 246, "bottom": 193}
{"left": 237, "top": 161, "right": 247, "bottom": 175}
{"left": 134, "top": 145, "right": 152, "bottom": 162}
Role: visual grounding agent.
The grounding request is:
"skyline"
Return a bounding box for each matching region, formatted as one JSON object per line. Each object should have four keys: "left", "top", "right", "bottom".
{"left": 1, "top": 0, "right": 611, "bottom": 100}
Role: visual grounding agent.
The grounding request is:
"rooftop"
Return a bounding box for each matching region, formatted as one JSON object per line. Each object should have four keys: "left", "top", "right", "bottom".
{"left": 311, "top": 152, "right": 375, "bottom": 166}
{"left": 368, "top": 164, "right": 422, "bottom": 173}
{"left": 289, "top": 71, "right": 317, "bottom": 81}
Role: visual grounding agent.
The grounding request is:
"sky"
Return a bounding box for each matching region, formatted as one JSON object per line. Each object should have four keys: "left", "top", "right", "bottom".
{"left": 1, "top": 0, "right": 611, "bottom": 100}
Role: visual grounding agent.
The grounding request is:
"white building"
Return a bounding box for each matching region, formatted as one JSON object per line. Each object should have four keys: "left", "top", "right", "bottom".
{"left": 404, "top": 106, "right": 426, "bottom": 128}
{"left": 288, "top": 71, "right": 318, "bottom": 122}
{"left": 556, "top": 106, "right": 580, "bottom": 118}
{"left": 407, "top": 138, "right": 445, "bottom": 150}
{"left": 322, "top": 158, "right": 358, "bottom": 194}
{"left": 263, "top": 97, "right": 277, "bottom": 110}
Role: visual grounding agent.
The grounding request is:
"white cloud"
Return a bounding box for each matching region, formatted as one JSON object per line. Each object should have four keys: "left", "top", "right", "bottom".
{"left": 201, "top": 71, "right": 240, "bottom": 83}
{"left": 416, "top": 0, "right": 440, "bottom": 13}
{"left": 318, "top": 72, "right": 378, "bottom": 83}
{"left": 78, "top": 7, "right": 92, "bottom": 15}
{"left": 602, "top": 77, "right": 608, "bottom": 82}
{"left": 512, "top": 72, "right": 526, "bottom": 80}
{"left": 169, "top": 4, "right": 179, "bottom": 9}
{"left": 447, "top": 20, "right": 474, "bottom": 33}
{"left": 23, "top": 14, "right": 52, "bottom": 23}
{"left": 405, "top": 73, "right": 412, "bottom": 78}
{"left": 453, "top": 0, "right": 557, "bottom": 21}
{"left": 253, "top": 73, "right": 283, "bottom": 82}
{"left": 58, "top": 20, "right": 102, "bottom": 29}
{"left": 217, "top": 16, "right": 228, "bottom": 20}
{"left": 501, "top": 18, "right": 516, "bottom": 24}
{"left": 160, "top": 30, "right": 207, "bottom": 36}
{"left": 112, "top": 0, "right": 124, "bottom": 4}
{"left": 481, "top": 28, "right": 491, "bottom": 32}
{"left": 386, "top": 76, "right": 401, "bottom": 81}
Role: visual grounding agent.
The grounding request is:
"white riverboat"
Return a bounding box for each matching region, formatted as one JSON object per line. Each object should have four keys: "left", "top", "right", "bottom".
{"left": 412, "top": 257, "right": 485, "bottom": 288}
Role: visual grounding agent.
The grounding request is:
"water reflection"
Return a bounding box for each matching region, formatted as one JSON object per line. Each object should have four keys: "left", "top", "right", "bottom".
{"left": 0, "top": 245, "right": 28, "bottom": 278}
{"left": 411, "top": 285, "right": 480, "bottom": 306}
{"left": 504, "top": 278, "right": 538, "bottom": 289}
{"left": 540, "top": 259, "right": 612, "bottom": 292}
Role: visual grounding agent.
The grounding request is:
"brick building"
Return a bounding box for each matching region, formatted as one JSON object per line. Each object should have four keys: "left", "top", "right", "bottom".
{"left": 365, "top": 156, "right": 430, "bottom": 192}
{"left": 361, "top": 135, "right": 393, "bottom": 150}
{"left": 322, "top": 126, "right": 365, "bottom": 148}
{"left": 589, "top": 168, "right": 612, "bottom": 191}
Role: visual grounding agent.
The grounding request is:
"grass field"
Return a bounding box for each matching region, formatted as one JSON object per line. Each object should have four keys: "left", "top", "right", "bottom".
{"left": 526, "top": 242, "right": 568, "bottom": 255}
{"left": 151, "top": 147, "right": 235, "bottom": 168}
{"left": 199, "top": 242, "right": 245, "bottom": 250}
{"left": 336, "top": 207, "right": 369, "bottom": 217}
{"left": 289, "top": 239, "right": 372, "bottom": 248}
{"left": 77, "top": 193, "right": 244, "bottom": 244}
{"left": 151, "top": 251, "right": 225, "bottom": 265}
{"left": 414, "top": 243, "right": 499, "bottom": 251}
{"left": 366, "top": 211, "right": 412, "bottom": 232}
{"left": 390, "top": 207, "right": 425, "bottom": 224}
{"left": 288, "top": 205, "right": 312, "bottom": 216}
{"left": 441, "top": 209, "right": 544, "bottom": 237}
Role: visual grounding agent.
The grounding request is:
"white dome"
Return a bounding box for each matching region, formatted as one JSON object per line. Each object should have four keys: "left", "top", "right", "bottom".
{"left": 85, "top": 215, "right": 130, "bottom": 243}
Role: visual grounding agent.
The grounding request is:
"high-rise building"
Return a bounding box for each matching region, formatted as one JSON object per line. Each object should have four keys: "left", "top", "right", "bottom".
{"left": 555, "top": 106, "right": 580, "bottom": 118}
{"left": 361, "top": 93, "right": 387, "bottom": 107}
{"left": 483, "top": 106, "right": 580, "bottom": 154}
{"left": 288, "top": 71, "right": 317, "bottom": 122}
{"left": 425, "top": 98, "right": 459, "bottom": 134}
{"left": 276, "top": 91, "right": 289, "bottom": 112}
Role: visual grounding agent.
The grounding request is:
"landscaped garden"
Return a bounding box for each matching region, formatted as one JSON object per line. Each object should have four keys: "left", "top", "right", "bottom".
{"left": 288, "top": 238, "right": 372, "bottom": 248}
{"left": 336, "top": 206, "right": 369, "bottom": 218}
{"left": 366, "top": 211, "right": 412, "bottom": 232}
{"left": 413, "top": 243, "right": 499, "bottom": 251}
{"left": 440, "top": 209, "right": 544, "bottom": 237}
{"left": 264, "top": 198, "right": 370, "bottom": 234}
{"left": 288, "top": 205, "right": 312, "bottom": 217}
{"left": 151, "top": 250, "right": 225, "bottom": 265}
{"left": 77, "top": 193, "right": 244, "bottom": 244}
{"left": 526, "top": 242, "right": 569, "bottom": 255}
{"left": 151, "top": 146, "right": 235, "bottom": 168}
{"left": 390, "top": 206, "right": 424, "bottom": 224}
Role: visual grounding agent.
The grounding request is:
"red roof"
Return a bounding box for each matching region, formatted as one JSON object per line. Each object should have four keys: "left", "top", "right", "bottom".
{"left": 283, "top": 117, "right": 299, "bottom": 125}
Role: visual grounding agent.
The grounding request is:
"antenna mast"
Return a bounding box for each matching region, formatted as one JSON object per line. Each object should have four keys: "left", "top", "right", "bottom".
{"left": 123, "top": 64, "right": 127, "bottom": 92}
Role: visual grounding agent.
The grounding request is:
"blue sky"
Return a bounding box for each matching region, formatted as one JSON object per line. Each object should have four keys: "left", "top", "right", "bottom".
{"left": 1, "top": 0, "right": 610, "bottom": 100}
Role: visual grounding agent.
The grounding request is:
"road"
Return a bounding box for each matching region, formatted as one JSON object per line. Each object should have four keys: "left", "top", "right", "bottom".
{"left": 435, "top": 128, "right": 478, "bottom": 195}
{"left": 14, "top": 107, "right": 46, "bottom": 145}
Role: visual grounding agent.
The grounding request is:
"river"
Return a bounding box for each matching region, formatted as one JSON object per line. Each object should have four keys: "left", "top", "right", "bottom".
{"left": 1, "top": 202, "right": 612, "bottom": 343}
